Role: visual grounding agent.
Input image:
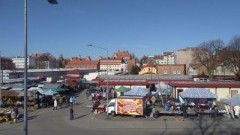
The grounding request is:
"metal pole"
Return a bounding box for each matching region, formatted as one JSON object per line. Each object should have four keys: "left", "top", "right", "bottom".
{"left": 106, "top": 49, "right": 109, "bottom": 118}
{"left": 24, "top": 0, "right": 28, "bottom": 135}
{"left": 23, "top": 1, "right": 57, "bottom": 134}
{"left": 87, "top": 44, "right": 109, "bottom": 118}
{"left": 0, "top": 51, "right": 2, "bottom": 107}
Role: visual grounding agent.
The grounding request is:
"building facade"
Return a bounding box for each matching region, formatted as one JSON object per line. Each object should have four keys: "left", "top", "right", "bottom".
{"left": 155, "top": 52, "right": 175, "bottom": 65}
{"left": 11, "top": 56, "right": 35, "bottom": 69}
{"left": 100, "top": 59, "right": 127, "bottom": 72}
{"left": 156, "top": 64, "right": 186, "bottom": 75}
{"left": 169, "top": 81, "right": 240, "bottom": 101}
{"left": 1, "top": 57, "right": 15, "bottom": 70}
{"left": 175, "top": 47, "right": 196, "bottom": 67}
{"left": 139, "top": 62, "right": 157, "bottom": 75}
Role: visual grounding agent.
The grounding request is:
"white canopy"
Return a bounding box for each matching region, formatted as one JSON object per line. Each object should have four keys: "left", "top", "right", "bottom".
{"left": 222, "top": 94, "right": 240, "bottom": 106}
{"left": 124, "top": 87, "right": 148, "bottom": 97}
{"left": 179, "top": 88, "right": 216, "bottom": 99}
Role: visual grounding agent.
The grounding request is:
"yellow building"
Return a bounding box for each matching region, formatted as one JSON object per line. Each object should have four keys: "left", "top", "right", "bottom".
{"left": 139, "top": 62, "right": 157, "bottom": 75}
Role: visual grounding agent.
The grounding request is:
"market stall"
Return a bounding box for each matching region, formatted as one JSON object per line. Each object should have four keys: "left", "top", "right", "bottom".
{"left": 124, "top": 87, "right": 148, "bottom": 97}
{"left": 179, "top": 88, "right": 217, "bottom": 115}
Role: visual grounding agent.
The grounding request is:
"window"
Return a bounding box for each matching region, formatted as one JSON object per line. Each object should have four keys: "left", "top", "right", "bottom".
{"left": 177, "top": 70, "right": 181, "bottom": 74}
{"left": 173, "top": 70, "right": 177, "bottom": 74}
{"left": 163, "top": 70, "right": 168, "bottom": 74}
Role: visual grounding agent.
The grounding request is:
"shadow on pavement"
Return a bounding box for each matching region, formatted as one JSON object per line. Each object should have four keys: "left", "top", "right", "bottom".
{"left": 158, "top": 115, "right": 240, "bottom": 135}
{"left": 159, "top": 119, "right": 167, "bottom": 135}
{"left": 74, "top": 113, "right": 91, "bottom": 120}
{"left": 28, "top": 115, "right": 39, "bottom": 121}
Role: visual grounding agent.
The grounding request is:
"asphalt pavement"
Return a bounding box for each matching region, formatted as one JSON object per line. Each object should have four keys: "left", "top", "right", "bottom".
{"left": 1, "top": 90, "right": 240, "bottom": 135}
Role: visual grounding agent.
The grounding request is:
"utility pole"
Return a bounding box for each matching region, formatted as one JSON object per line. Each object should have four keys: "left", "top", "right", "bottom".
{"left": 0, "top": 51, "right": 2, "bottom": 107}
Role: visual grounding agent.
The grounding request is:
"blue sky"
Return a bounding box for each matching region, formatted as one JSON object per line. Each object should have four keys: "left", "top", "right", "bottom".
{"left": 1, "top": 0, "right": 240, "bottom": 59}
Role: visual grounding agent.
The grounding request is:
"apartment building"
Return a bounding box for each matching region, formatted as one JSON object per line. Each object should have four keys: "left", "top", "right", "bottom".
{"left": 156, "top": 64, "right": 186, "bottom": 75}
{"left": 112, "top": 50, "right": 136, "bottom": 72}
{"left": 99, "top": 59, "right": 127, "bottom": 72}
{"left": 155, "top": 52, "right": 175, "bottom": 65}
{"left": 11, "top": 56, "right": 35, "bottom": 69}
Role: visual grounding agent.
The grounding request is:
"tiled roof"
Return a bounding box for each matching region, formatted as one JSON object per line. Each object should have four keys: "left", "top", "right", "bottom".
{"left": 67, "top": 69, "right": 84, "bottom": 74}
{"left": 66, "top": 59, "right": 98, "bottom": 69}
{"left": 143, "top": 62, "right": 155, "bottom": 68}
{"left": 114, "top": 50, "right": 131, "bottom": 59}
{"left": 100, "top": 59, "right": 122, "bottom": 65}
{"left": 163, "top": 52, "right": 174, "bottom": 56}
{"left": 95, "top": 74, "right": 192, "bottom": 85}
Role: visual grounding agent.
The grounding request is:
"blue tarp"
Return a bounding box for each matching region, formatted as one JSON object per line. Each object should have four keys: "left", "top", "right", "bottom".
{"left": 179, "top": 88, "right": 216, "bottom": 99}
{"left": 222, "top": 94, "right": 240, "bottom": 106}
{"left": 124, "top": 87, "right": 148, "bottom": 97}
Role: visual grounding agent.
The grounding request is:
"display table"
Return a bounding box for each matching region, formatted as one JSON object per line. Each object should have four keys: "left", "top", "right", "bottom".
{"left": 0, "top": 110, "right": 11, "bottom": 123}
{"left": 97, "top": 104, "right": 105, "bottom": 114}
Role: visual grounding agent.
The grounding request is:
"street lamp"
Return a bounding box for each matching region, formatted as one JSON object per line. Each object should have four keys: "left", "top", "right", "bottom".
{"left": 0, "top": 51, "right": 2, "bottom": 108}
{"left": 24, "top": 1, "right": 57, "bottom": 135}
{"left": 87, "top": 44, "right": 109, "bottom": 118}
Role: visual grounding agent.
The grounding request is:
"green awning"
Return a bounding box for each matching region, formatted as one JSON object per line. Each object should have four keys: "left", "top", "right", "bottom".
{"left": 42, "top": 88, "right": 68, "bottom": 93}
{"left": 114, "top": 86, "right": 130, "bottom": 93}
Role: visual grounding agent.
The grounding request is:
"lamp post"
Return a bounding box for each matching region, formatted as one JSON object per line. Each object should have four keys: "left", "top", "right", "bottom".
{"left": 24, "top": 1, "right": 57, "bottom": 135}
{"left": 87, "top": 44, "right": 109, "bottom": 117}
{"left": 0, "top": 51, "right": 2, "bottom": 108}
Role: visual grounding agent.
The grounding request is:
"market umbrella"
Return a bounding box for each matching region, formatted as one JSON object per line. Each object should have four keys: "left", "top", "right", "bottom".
{"left": 114, "top": 86, "right": 130, "bottom": 93}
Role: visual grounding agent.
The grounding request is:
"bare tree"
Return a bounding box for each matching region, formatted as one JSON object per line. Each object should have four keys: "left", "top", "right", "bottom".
{"left": 223, "top": 36, "right": 240, "bottom": 80}
{"left": 58, "top": 54, "right": 65, "bottom": 68}
{"left": 192, "top": 39, "right": 224, "bottom": 80}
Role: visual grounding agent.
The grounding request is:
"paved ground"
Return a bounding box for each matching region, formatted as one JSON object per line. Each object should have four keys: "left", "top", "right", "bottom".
{"left": 1, "top": 90, "right": 240, "bottom": 135}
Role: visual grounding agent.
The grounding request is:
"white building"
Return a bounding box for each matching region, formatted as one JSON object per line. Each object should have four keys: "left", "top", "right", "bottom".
{"left": 99, "top": 59, "right": 128, "bottom": 72}
{"left": 155, "top": 52, "right": 175, "bottom": 65}
{"left": 11, "top": 56, "right": 35, "bottom": 69}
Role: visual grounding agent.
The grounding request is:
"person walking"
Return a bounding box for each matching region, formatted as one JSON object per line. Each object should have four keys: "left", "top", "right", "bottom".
{"left": 10, "top": 107, "right": 16, "bottom": 124}
{"left": 69, "top": 96, "right": 73, "bottom": 107}
{"left": 13, "top": 105, "right": 19, "bottom": 123}
{"left": 70, "top": 107, "right": 74, "bottom": 120}
{"left": 59, "top": 96, "right": 63, "bottom": 109}
{"left": 181, "top": 104, "right": 188, "bottom": 120}
{"left": 53, "top": 99, "right": 58, "bottom": 110}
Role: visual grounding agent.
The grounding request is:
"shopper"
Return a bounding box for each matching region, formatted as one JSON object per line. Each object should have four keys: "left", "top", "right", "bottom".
{"left": 53, "top": 99, "right": 58, "bottom": 110}
{"left": 70, "top": 107, "right": 74, "bottom": 120}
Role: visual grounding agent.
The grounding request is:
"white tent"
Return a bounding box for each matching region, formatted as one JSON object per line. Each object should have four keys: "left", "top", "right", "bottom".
{"left": 37, "top": 88, "right": 57, "bottom": 96}
{"left": 124, "top": 87, "right": 148, "bottom": 97}
{"left": 179, "top": 88, "right": 216, "bottom": 99}
{"left": 222, "top": 94, "right": 240, "bottom": 106}
{"left": 156, "top": 82, "right": 171, "bottom": 95}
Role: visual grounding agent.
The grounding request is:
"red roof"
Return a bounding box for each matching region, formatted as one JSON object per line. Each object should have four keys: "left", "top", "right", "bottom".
{"left": 144, "top": 62, "right": 154, "bottom": 68}
{"left": 67, "top": 69, "right": 84, "bottom": 74}
{"left": 169, "top": 81, "right": 240, "bottom": 88}
{"left": 99, "top": 80, "right": 148, "bottom": 85}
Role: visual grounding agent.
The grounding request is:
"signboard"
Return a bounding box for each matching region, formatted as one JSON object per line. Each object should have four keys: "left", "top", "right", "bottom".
{"left": 151, "top": 96, "right": 156, "bottom": 103}
{"left": 117, "top": 98, "right": 143, "bottom": 116}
